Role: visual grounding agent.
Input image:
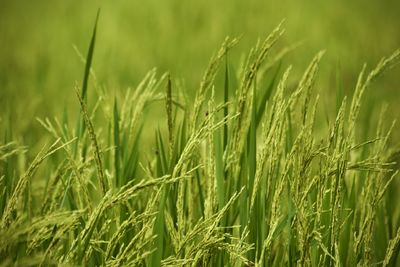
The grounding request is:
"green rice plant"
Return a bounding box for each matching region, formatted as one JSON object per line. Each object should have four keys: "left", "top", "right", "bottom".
{"left": 1, "top": 14, "right": 400, "bottom": 267}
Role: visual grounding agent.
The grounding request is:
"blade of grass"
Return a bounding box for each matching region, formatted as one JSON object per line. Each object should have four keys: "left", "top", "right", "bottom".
{"left": 256, "top": 62, "right": 281, "bottom": 128}
{"left": 74, "top": 9, "right": 100, "bottom": 156}
{"left": 114, "top": 98, "right": 121, "bottom": 188}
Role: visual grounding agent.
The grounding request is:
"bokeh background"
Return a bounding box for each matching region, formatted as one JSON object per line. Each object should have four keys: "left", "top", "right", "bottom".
{"left": 1, "top": 0, "right": 400, "bottom": 147}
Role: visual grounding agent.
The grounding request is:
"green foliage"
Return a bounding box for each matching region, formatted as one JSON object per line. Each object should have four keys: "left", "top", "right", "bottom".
{"left": 1, "top": 16, "right": 400, "bottom": 267}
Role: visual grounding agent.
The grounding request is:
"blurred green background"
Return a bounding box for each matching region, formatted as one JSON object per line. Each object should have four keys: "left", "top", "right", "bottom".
{"left": 1, "top": 0, "right": 399, "bottom": 146}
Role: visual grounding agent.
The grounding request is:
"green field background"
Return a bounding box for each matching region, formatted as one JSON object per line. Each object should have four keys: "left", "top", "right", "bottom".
{"left": 1, "top": 0, "right": 399, "bottom": 145}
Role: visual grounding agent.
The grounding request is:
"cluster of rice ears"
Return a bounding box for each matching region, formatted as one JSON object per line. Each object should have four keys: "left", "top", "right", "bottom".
{"left": 1, "top": 15, "right": 400, "bottom": 267}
